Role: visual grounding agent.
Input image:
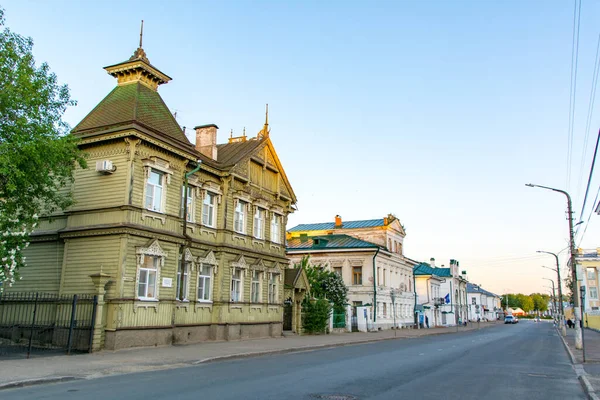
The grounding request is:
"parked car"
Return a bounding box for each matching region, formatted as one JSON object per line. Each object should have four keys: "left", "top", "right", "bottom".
{"left": 514, "top": 317, "right": 519, "bottom": 323}
{"left": 505, "top": 315, "right": 515, "bottom": 324}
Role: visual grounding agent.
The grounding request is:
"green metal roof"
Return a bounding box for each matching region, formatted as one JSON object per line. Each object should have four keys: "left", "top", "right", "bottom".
{"left": 72, "top": 82, "right": 191, "bottom": 146}
{"left": 413, "top": 262, "right": 452, "bottom": 277}
{"left": 288, "top": 219, "right": 385, "bottom": 232}
{"left": 286, "top": 234, "right": 381, "bottom": 251}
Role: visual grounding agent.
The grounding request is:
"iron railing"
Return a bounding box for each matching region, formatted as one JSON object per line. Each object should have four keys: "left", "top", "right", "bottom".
{"left": 0, "top": 292, "right": 97, "bottom": 359}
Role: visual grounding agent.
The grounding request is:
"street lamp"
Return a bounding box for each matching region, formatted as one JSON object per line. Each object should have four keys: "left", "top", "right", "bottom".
{"left": 390, "top": 289, "right": 397, "bottom": 337}
{"left": 537, "top": 251, "right": 566, "bottom": 328}
{"left": 543, "top": 278, "right": 557, "bottom": 318}
{"left": 526, "top": 183, "right": 583, "bottom": 350}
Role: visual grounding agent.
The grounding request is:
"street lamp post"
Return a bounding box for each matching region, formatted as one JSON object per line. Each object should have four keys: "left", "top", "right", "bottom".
{"left": 526, "top": 183, "right": 583, "bottom": 349}
{"left": 391, "top": 289, "right": 397, "bottom": 337}
{"left": 538, "top": 251, "right": 566, "bottom": 336}
{"left": 543, "top": 278, "right": 557, "bottom": 317}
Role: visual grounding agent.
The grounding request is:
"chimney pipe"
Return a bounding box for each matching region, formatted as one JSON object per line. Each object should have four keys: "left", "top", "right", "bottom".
{"left": 334, "top": 215, "right": 342, "bottom": 228}
{"left": 430, "top": 257, "right": 435, "bottom": 268}
{"left": 194, "top": 124, "right": 219, "bottom": 160}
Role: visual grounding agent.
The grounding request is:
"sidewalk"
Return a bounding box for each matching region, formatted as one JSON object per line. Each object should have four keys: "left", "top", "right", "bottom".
{"left": 0, "top": 321, "right": 498, "bottom": 390}
{"left": 561, "top": 326, "right": 600, "bottom": 400}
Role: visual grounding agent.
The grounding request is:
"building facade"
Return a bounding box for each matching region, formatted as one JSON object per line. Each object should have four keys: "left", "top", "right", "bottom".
{"left": 413, "top": 263, "right": 447, "bottom": 327}
{"left": 466, "top": 283, "right": 501, "bottom": 321}
{"left": 286, "top": 215, "right": 416, "bottom": 329}
{"left": 11, "top": 43, "right": 298, "bottom": 350}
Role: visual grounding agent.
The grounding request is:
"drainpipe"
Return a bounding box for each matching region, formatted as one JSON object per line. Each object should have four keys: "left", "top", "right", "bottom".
{"left": 372, "top": 247, "right": 380, "bottom": 326}
{"left": 178, "top": 160, "right": 202, "bottom": 301}
{"left": 413, "top": 270, "right": 418, "bottom": 329}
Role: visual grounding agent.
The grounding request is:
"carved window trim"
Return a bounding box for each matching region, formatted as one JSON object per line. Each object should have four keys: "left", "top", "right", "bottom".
{"left": 135, "top": 239, "right": 167, "bottom": 301}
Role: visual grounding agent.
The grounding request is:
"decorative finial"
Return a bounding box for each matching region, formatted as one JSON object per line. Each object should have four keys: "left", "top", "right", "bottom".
{"left": 265, "top": 104, "right": 269, "bottom": 126}
{"left": 243, "top": 127, "right": 246, "bottom": 137}
{"left": 257, "top": 103, "right": 270, "bottom": 139}
{"left": 130, "top": 20, "right": 149, "bottom": 63}
{"left": 230, "top": 129, "right": 233, "bottom": 138}
{"left": 139, "top": 20, "right": 144, "bottom": 48}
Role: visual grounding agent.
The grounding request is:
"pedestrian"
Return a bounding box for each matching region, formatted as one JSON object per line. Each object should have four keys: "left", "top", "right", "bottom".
{"left": 425, "top": 316, "right": 429, "bottom": 329}
{"left": 567, "top": 319, "right": 573, "bottom": 329}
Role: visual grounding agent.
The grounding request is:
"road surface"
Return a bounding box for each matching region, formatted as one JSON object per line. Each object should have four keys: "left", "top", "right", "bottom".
{"left": 2, "top": 321, "right": 584, "bottom": 399}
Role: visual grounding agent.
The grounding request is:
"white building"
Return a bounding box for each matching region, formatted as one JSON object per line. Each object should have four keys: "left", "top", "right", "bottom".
{"left": 466, "top": 283, "right": 501, "bottom": 321}
{"left": 413, "top": 263, "right": 447, "bottom": 327}
{"left": 286, "top": 215, "right": 416, "bottom": 330}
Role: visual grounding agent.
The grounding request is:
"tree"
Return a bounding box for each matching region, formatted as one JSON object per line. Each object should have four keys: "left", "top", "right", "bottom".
{"left": 0, "top": 9, "right": 85, "bottom": 289}
{"left": 298, "top": 255, "right": 348, "bottom": 309}
{"left": 531, "top": 293, "right": 547, "bottom": 312}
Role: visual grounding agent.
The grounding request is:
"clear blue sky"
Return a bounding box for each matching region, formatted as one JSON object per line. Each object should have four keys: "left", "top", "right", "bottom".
{"left": 4, "top": 0, "right": 600, "bottom": 295}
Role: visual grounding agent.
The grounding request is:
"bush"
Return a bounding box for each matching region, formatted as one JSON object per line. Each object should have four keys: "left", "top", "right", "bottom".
{"left": 302, "top": 299, "right": 332, "bottom": 334}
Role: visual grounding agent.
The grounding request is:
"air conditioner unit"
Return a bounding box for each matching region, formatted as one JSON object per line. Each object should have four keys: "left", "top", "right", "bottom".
{"left": 96, "top": 160, "right": 115, "bottom": 174}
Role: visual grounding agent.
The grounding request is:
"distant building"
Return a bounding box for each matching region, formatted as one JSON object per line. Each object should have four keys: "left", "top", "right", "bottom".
{"left": 286, "top": 214, "right": 416, "bottom": 330}
{"left": 413, "top": 263, "right": 447, "bottom": 327}
{"left": 466, "top": 283, "right": 501, "bottom": 321}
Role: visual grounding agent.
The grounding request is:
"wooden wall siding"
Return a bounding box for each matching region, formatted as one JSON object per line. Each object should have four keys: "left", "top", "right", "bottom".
{"left": 70, "top": 150, "right": 129, "bottom": 211}
{"left": 174, "top": 304, "right": 213, "bottom": 325}
{"left": 67, "top": 210, "right": 126, "bottom": 229}
{"left": 106, "top": 301, "right": 174, "bottom": 330}
{"left": 35, "top": 215, "right": 68, "bottom": 233}
{"left": 265, "top": 169, "right": 277, "bottom": 192}
{"left": 10, "top": 241, "right": 64, "bottom": 293}
{"left": 60, "top": 236, "right": 121, "bottom": 296}
{"left": 250, "top": 161, "right": 262, "bottom": 186}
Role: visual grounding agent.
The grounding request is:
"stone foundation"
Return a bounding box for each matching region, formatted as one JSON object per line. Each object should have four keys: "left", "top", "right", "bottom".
{"left": 104, "top": 322, "right": 282, "bottom": 350}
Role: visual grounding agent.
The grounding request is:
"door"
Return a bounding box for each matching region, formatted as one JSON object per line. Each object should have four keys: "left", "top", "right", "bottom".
{"left": 283, "top": 303, "right": 293, "bottom": 331}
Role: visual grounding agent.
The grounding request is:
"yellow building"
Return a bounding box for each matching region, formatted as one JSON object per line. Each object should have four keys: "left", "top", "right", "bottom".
{"left": 8, "top": 39, "right": 298, "bottom": 350}
{"left": 578, "top": 248, "right": 600, "bottom": 329}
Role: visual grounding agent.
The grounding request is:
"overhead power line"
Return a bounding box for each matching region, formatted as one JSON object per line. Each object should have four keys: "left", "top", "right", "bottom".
{"left": 567, "top": 0, "right": 582, "bottom": 190}
{"left": 578, "top": 129, "right": 600, "bottom": 223}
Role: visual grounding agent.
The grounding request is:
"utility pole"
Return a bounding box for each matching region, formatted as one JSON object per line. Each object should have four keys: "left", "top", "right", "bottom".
{"left": 539, "top": 252, "right": 566, "bottom": 336}
{"left": 526, "top": 184, "right": 583, "bottom": 350}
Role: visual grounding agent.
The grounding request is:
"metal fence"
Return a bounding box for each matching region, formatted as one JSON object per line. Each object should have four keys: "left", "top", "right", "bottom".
{"left": 333, "top": 310, "right": 346, "bottom": 328}
{"left": 0, "top": 292, "right": 97, "bottom": 359}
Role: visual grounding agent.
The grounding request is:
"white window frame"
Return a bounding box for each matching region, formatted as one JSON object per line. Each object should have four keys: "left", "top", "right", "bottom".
{"left": 590, "top": 287, "right": 598, "bottom": 300}
{"left": 145, "top": 169, "right": 165, "bottom": 213}
{"left": 138, "top": 256, "right": 159, "bottom": 300}
{"left": 202, "top": 191, "right": 217, "bottom": 228}
{"left": 180, "top": 185, "right": 195, "bottom": 223}
{"left": 231, "top": 268, "right": 243, "bottom": 302}
{"left": 588, "top": 268, "right": 596, "bottom": 281}
{"left": 251, "top": 270, "right": 262, "bottom": 303}
{"left": 268, "top": 273, "right": 278, "bottom": 303}
{"left": 136, "top": 240, "right": 167, "bottom": 302}
{"left": 234, "top": 201, "right": 247, "bottom": 234}
{"left": 197, "top": 263, "right": 213, "bottom": 302}
{"left": 176, "top": 260, "right": 191, "bottom": 301}
{"left": 254, "top": 207, "right": 265, "bottom": 239}
{"left": 270, "top": 213, "right": 281, "bottom": 244}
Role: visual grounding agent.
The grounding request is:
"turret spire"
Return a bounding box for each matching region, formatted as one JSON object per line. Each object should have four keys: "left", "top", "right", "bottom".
{"left": 139, "top": 20, "right": 144, "bottom": 48}
{"left": 257, "top": 103, "right": 270, "bottom": 139}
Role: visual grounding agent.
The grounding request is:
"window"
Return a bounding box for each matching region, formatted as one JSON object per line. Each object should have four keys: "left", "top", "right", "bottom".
{"left": 270, "top": 214, "right": 281, "bottom": 244}
{"left": 588, "top": 268, "right": 596, "bottom": 281}
{"left": 145, "top": 169, "right": 164, "bottom": 212}
{"left": 180, "top": 186, "right": 194, "bottom": 222}
{"left": 202, "top": 192, "right": 216, "bottom": 228}
{"left": 590, "top": 287, "right": 598, "bottom": 300}
{"left": 472, "top": 297, "right": 476, "bottom": 305}
{"left": 353, "top": 267, "right": 362, "bottom": 285}
{"left": 383, "top": 269, "right": 387, "bottom": 286}
{"left": 234, "top": 201, "right": 246, "bottom": 234}
{"left": 268, "top": 273, "right": 278, "bottom": 303}
{"left": 383, "top": 302, "right": 387, "bottom": 317}
{"left": 254, "top": 208, "right": 265, "bottom": 239}
{"left": 176, "top": 260, "right": 190, "bottom": 301}
{"left": 334, "top": 267, "right": 342, "bottom": 276}
{"left": 231, "top": 269, "right": 242, "bottom": 302}
{"left": 197, "top": 264, "right": 212, "bottom": 302}
{"left": 251, "top": 270, "right": 261, "bottom": 303}
{"left": 138, "top": 256, "right": 159, "bottom": 300}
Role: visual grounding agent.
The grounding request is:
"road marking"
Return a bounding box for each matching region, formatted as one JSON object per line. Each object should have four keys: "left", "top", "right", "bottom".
{"left": 419, "top": 353, "right": 425, "bottom": 356}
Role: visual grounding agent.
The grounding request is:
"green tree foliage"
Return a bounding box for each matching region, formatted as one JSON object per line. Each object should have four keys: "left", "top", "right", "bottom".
{"left": 501, "top": 293, "right": 550, "bottom": 312}
{"left": 0, "top": 9, "right": 85, "bottom": 289}
{"left": 531, "top": 293, "right": 548, "bottom": 312}
{"left": 298, "top": 256, "right": 348, "bottom": 309}
{"left": 302, "top": 299, "right": 331, "bottom": 334}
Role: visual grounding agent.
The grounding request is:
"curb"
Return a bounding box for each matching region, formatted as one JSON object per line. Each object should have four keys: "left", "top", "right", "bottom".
{"left": 0, "top": 376, "right": 79, "bottom": 391}
{"left": 557, "top": 328, "right": 578, "bottom": 364}
{"left": 579, "top": 375, "right": 600, "bottom": 400}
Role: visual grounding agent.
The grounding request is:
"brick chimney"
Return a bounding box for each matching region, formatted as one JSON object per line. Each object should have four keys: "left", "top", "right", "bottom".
{"left": 334, "top": 215, "right": 342, "bottom": 228}
{"left": 430, "top": 257, "right": 435, "bottom": 267}
{"left": 194, "top": 124, "right": 219, "bottom": 160}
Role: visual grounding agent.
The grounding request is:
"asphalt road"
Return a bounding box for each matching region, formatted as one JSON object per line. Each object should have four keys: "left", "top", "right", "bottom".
{"left": 2, "top": 321, "right": 584, "bottom": 400}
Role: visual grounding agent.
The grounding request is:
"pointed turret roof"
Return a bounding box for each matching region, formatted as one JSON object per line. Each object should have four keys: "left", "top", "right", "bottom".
{"left": 72, "top": 22, "right": 191, "bottom": 148}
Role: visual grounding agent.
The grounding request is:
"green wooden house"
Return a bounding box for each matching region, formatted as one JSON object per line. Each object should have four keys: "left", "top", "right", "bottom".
{"left": 13, "top": 42, "right": 297, "bottom": 350}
